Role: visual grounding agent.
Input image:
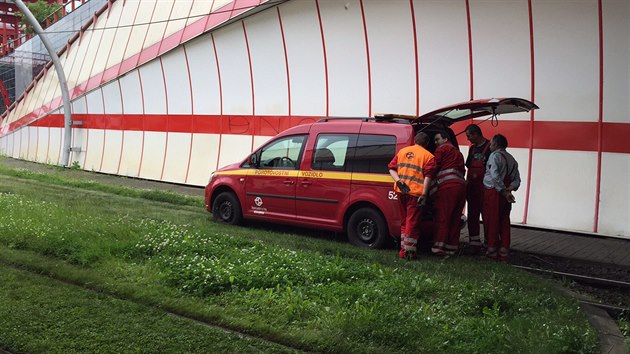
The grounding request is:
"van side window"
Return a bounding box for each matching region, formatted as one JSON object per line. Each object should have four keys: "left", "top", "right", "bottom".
{"left": 313, "top": 134, "right": 353, "bottom": 171}
{"left": 348, "top": 134, "right": 396, "bottom": 174}
{"left": 258, "top": 135, "right": 306, "bottom": 169}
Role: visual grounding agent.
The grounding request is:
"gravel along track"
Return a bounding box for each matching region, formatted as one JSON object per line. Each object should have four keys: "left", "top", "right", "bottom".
{"left": 509, "top": 251, "right": 630, "bottom": 316}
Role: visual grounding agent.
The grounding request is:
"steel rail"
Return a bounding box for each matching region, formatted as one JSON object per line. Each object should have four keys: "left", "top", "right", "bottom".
{"left": 513, "top": 264, "right": 630, "bottom": 289}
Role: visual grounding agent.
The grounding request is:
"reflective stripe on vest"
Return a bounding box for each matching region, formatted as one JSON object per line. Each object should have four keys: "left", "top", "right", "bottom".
{"left": 437, "top": 168, "right": 465, "bottom": 185}
{"left": 394, "top": 145, "right": 433, "bottom": 196}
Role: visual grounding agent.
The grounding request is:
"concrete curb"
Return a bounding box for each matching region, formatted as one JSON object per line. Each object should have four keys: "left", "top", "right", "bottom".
{"left": 579, "top": 303, "right": 627, "bottom": 354}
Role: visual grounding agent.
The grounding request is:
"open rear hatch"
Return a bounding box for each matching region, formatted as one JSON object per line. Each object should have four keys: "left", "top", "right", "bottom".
{"left": 415, "top": 98, "right": 539, "bottom": 126}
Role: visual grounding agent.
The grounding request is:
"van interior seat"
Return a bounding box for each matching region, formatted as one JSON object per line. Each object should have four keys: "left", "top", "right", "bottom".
{"left": 313, "top": 148, "right": 336, "bottom": 170}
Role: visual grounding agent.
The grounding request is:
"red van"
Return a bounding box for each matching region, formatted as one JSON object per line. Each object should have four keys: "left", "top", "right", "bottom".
{"left": 205, "top": 98, "right": 538, "bottom": 248}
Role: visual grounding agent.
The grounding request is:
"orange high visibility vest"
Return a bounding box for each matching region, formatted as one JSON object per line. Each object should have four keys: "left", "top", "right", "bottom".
{"left": 394, "top": 145, "right": 434, "bottom": 197}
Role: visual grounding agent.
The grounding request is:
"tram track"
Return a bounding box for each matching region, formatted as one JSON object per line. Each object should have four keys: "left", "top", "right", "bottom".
{"left": 510, "top": 253, "right": 630, "bottom": 319}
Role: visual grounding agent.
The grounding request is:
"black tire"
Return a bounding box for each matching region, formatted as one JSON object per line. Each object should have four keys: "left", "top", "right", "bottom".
{"left": 347, "top": 207, "right": 388, "bottom": 249}
{"left": 212, "top": 192, "right": 243, "bottom": 225}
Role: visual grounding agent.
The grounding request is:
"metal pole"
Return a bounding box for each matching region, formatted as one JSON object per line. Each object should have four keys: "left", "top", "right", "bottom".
{"left": 13, "top": 0, "right": 73, "bottom": 167}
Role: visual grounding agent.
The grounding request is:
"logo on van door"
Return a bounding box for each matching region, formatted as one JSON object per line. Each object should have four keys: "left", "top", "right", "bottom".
{"left": 254, "top": 197, "right": 263, "bottom": 206}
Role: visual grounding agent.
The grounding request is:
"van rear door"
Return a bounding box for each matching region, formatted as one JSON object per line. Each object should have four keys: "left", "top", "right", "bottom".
{"left": 416, "top": 98, "right": 539, "bottom": 125}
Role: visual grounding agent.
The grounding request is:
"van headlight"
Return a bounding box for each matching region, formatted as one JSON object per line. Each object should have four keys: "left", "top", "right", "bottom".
{"left": 208, "top": 172, "right": 216, "bottom": 184}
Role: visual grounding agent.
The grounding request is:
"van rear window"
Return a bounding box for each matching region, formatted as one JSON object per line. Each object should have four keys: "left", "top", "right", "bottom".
{"left": 349, "top": 135, "right": 396, "bottom": 174}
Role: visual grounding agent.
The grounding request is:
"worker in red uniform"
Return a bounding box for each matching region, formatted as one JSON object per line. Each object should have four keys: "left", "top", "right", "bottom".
{"left": 464, "top": 124, "right": 491, "bottom": 254}
{"left": 425, "top": 131, "right": 466, "bottom": 257}
{"left": 482, "top": 134, "right": 521, "bottom": 262}
{"left": 388, "top": 132, "right": 435, "bottom": 260}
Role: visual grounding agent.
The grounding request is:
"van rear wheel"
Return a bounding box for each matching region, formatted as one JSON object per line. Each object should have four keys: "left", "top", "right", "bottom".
{"left": 212, "top": 192, "right": 243, "bottom": 225}
{"left": 347, "top": 207, "right": 388, "bottom": 249}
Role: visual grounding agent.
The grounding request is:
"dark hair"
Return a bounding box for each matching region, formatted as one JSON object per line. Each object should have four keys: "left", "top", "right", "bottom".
{"left": 492, "top": 134, "right": 508, "bottom": 149}
{"left": 414, "top": 132, "right": 429, "bottom": 147}
{"left": 434, "top": 131, "right": 448, "bottom": 140}
{"left": 465, "top": 124, "right": 482, "bottom": 135}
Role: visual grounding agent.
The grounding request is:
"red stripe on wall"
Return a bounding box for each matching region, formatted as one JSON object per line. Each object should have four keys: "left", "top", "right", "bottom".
{"left": 16, "top": 114, "right": 630, "bottom": 154}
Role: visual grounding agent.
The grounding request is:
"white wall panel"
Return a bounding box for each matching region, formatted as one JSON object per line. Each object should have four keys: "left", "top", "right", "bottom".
{"left": 603, "top": 0, "right": 630, "bottom": 123}
{"left": 528, "top": 150, "right": 597, "bottom": 232}
{"left": 48, "top": 127, "right": 62, "bottom": 165}
{"left": 185, "top": 37, "right": 221, "bottom": 114}
{"left": 217, "top": 135, "right": 251, "bottom": 169}
{"left": 124, "top": 0, "right": 156, "bottom": 61}
{"left": 27, "top": 127, "right": 37, "bottom": 160}
{"left": 106, "top": 0, "right": 140, "bottom": 72}
{"left": 77, "top": 14, "right": 106, "bottom": 85}
{"left": 119, "top": 71, "right": 143, "bottom": 114}
{"left": 101, "top": 130, "right": 123, "bottom": 174}
{"left": 319, "top": 0, "right": 368, "bottom": 116}
{"left": 278, "top": 0, "right": 326, "bottom": 116}
{"left": 66, "top": 29, "right": 96, "bottom": 94}
{"left": 506, "top": 148, "right": 530, "bottom": 224}
{"left": 102, "top": 81, "right": 123, "bottom": 114}
{"left": 213, "top": 24, "right": 252, "bottom": 115}
{"left": 70, "top": 128, "right": 87, "bottom": 167}
{"left": 115, "top": 130, "right": 140, "bottom": 176}
{"left": 18, "top": 128, "right": 27, "bottom": 159}
{"left": 598, "top": 153, "right": 630, "bottom": 238}
{"left": 244, "top": 9, "right": 288, "bottom": 116}
{"left": 35, "top": 128, "right": 49, "bottom": 163}
{"left": 187, "top": 133, "right": 220, "bottom": 186}
{"left": 164, "top": 0, "right": 192, "bottom": 39}
{"left": 162, "top": 50, "right": 192, "bottom": 114}
{"left": 162, "top": 132, "right": 191, "bottom": 183}
{"left": 470, "top": 0, "right": 531, "bottom": 115}
{"left": 363, "top": 0, "right": 415, "bottom": 115}
{"left": 533, "top": 0, "right": 598, "bottom": 122}
{"left": 6, "top": 134, "right": 14, "bottom": 157}
{"left": 143, "top": 1, "right": 174, "bottom": 51}
{"left": 84, "top": 129, "right": 105, "bottom": 171}
{"left": 90, "top": 2, "right": 123, "bottom": 81}
{"left": 86, "top": 89, "right": 104, "bottom": 114}
{"left": 139, "top": 61, "right": 167, "bottom": 114}
{"left": 138, "top": 131, "right": 167, "bottom": 180}
{"left": 72, "top": 96, "right": 87, "bottom": 114}
{"left": 415, "top": 0, "right": 470, "bottom": 113}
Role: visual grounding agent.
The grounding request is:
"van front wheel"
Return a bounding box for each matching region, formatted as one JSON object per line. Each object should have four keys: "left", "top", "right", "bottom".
{"left": 347, "top": 207, "right": 388, "bottom": 249}
{"left": 212, "top": 192, "right": 243, "bottom": 225}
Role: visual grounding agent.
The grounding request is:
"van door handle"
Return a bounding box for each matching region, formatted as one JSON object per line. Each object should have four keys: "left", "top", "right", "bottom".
{"left": 283, "top": 180, "right": 295, "bottom": 185}
{"left": 301, "top": 180, "right": 312, "bottom": 186}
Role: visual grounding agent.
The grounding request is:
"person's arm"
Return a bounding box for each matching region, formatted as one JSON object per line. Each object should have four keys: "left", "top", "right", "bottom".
{"left": 487, "top": 152, "right": 507, "bottom": 191}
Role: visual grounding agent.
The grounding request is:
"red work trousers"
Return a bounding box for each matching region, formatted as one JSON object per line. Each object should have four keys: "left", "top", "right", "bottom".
{"left": 466, "top": 176, "right": 485, "bottom": 247}
{"left": 432, "top": 183, "right": 466, "bottom": 255}
{"left": 482, "top": 187, "right": 511, "bottom": 258}
{"left": 399, "top": 194, "right": 423, "bottom": 255}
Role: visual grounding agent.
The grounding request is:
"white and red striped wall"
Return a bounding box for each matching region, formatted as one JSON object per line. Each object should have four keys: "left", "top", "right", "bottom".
{"left": 0, "top": 0, "right": 628, "bottom": 239}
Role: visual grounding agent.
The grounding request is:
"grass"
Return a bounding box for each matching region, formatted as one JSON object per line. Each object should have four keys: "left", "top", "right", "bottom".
{"left": 0, "top": 264, "right": 295, "bottom": 354}
{"left": 0, "top": 165, "right": 600, "bottom": 353}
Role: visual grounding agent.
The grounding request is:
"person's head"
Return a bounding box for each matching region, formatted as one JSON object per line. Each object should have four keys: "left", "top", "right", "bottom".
{"left": 465, "top": 124, "right": 484, "bottom": 144}
{"left": 490, "top": 134, "right": 508, "bottom": 152}
{"left": 414, "top": 132, "right": 429, "bottom": 148}
{"left": 434, "top": 131, "right": 449, "bottom": 147}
